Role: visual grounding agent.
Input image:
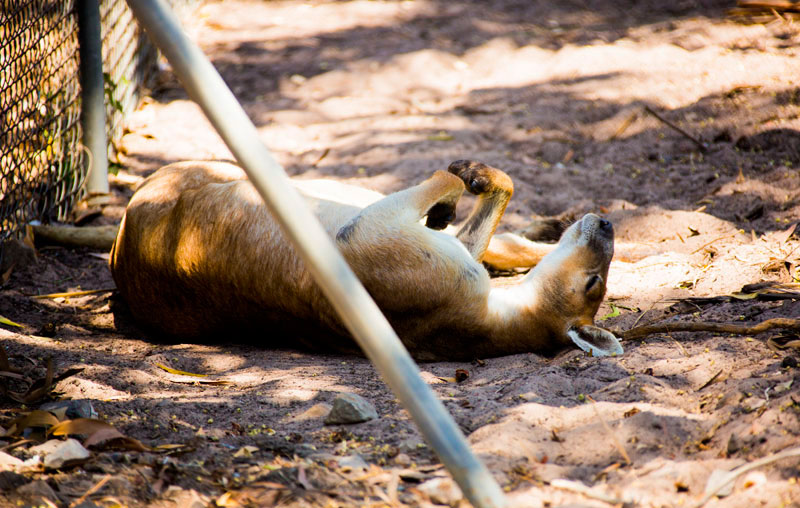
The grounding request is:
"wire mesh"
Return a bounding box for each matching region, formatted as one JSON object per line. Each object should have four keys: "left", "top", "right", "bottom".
{"left": 100, "top": 0, "right": 158, "bottom": 161}
{"left": 0, "top": 0, "right": 194, "bottom": 247}
{"left": 0, "top": 0, "right": 85, "bottom": 244}
{"left": 101, "top": 0, "right": 196, "bottom": 161}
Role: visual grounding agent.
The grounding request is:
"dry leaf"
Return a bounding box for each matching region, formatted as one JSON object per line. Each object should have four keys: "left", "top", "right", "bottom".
{"left": 85, "top": 427, "right": 149, "bottom": 452}
{"left": 8, "top": 410, "right": 60, "bottom": 436}
{"left": 50, "top": 418, "right": 148, "bottom": 451}
{"left": 50, "top": 417, "right": 116, "bottom": 437}
{"left": 767, "top": 336, "right": 800, "bottom": 352}
{"left": 155, "top": 363, "right": 208, "bottom": 378}
{"left": 0, "top": 315, "right": 23, "bottom": 328}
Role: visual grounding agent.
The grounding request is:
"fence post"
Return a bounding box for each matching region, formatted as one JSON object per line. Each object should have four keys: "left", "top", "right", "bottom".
{"left": 76, "top": 0, "right": 109, "bottom": 204}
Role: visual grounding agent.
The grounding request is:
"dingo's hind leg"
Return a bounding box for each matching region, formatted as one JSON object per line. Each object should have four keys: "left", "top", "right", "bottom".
{"left": 448, "top": 160, "right": 514, "bottom": 262}
{"left": 335, "top": 170, "right": 465, "bottom": 245}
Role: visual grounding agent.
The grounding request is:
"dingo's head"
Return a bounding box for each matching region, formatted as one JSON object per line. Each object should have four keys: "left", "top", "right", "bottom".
{"left": 531, "top": 213, "right": 622, "bottom": 356}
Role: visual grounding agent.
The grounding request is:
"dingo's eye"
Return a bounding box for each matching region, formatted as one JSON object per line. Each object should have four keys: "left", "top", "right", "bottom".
{"left": 585, "top": 274, "right": 601, "bottom": 294}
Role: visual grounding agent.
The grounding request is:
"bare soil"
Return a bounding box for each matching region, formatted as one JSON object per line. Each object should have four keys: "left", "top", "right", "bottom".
{"left": 2, "top": 1, "right": 800, "bottom": 507}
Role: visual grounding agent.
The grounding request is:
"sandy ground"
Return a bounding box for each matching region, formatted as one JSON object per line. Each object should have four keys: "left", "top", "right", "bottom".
{"left": 2, "top": 0, "right": 800, "bottom": 506}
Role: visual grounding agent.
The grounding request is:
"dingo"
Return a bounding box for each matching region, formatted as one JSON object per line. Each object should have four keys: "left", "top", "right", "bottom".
{"left": 109, "top": 160, "right": 622, "bottom": 360}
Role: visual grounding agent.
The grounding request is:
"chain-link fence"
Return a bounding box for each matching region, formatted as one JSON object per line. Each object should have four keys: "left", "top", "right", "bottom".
{"left": 0, "top": 0, "right": 85, "bottom": 244}
{"left": 0, "top": 0, "right": 194, "bottom": 247}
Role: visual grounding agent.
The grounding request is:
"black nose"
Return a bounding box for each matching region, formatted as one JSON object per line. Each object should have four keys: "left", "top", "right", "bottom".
{"left": 599, "top": 218, "right": 612, "bottom": 231}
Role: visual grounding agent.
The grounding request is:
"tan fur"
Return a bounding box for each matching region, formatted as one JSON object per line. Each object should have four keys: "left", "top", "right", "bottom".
{"left": 110, "top": 160, "right": 621, "bottom": 360}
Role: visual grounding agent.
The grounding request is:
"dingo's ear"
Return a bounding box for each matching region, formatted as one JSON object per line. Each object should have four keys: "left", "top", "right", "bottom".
{"left": 567, "top": 325, "right": 623, "bottom": 357}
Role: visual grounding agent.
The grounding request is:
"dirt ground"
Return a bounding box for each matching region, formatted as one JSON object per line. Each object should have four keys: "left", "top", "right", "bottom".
{"left": 2, "top": 0, "right": 800, "bottom": 506}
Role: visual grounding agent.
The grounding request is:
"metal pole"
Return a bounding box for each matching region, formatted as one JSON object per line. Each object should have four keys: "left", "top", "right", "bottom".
{"left": 76, "top": 0, "right": 110, "bottom": 203}
{"left": 124, "top": 1, "right": 507, "bottom": 506}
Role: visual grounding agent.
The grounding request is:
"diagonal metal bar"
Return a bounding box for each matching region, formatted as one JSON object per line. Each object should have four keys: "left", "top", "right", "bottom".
{"left": 123, "top": 1, "right": 507, "bottom": 506}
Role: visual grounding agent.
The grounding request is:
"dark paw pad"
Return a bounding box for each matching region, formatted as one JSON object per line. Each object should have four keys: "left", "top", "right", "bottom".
{"left": 425, "top": 202, "right": 456, "bottom": 230}
{"left": 447, "top": 160, "right": 510, "bottom": 195}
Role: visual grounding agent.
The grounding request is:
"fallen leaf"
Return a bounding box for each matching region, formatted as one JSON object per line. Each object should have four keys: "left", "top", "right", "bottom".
{"left": 8, "top": 410, "right": 60, "bottom": 436}
{"left": 599, "top": 303, "right": 621, "bottom": 321}
{"left": 427, "top": 131, "right": 453, "bottom": 141}
{"left": 84, "top": 427, "right": 149, "bottom": 452}
{"left": 297, "top": 465, "right": 313, "bottom": 490}
{"left": 767, "top": 336, "right": 800, "bottom": 352}
{"left": 623, "top": 407, "right": 640, "bottom": 418}
{"left": 233, "top": 445, "right": 259, "bottom": 458}
{"left": 50, "top": 417, "right": 116, "bottom": 437}
{"left": 0, "top": 315, "right": 23, "bottom": 328}
{"left": 155, "top": 363, "right": 208, "bottom": 378}
{"left": 168, "top": 378, "right": 231, "bottom": 385}
{"left": 773, "top": 379, "right": 793, "bottom": 394}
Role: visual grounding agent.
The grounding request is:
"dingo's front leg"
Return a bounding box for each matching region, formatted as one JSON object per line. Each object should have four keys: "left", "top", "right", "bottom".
{"left": 448, "top": 160, "right": 514, "bottom": 263}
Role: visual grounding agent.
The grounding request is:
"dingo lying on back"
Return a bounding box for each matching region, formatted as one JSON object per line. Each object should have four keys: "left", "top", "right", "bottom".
{"left": 110, "top": 160, "right": 622, "bottom": 360}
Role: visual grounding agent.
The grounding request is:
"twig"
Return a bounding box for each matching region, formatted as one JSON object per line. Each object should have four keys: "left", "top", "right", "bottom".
{"left": 696, "top": 369, "right": 723, "bottom": 391}
{"left": 692, "top": 445, "right": 800, "bottom": 508}
{"left": 644, "top": 105, "right": 708, "bottom": 152}
{"left": 33, "top": 288, "right": 115, "bottom": 299}
{"left": 550, "top": 478, "right": 633, "bottom": 506}
{"left": 311, "top": 148, "right": 330, "bottom": 167}
{"left": 690, "top": 234, "right": 737, "bottom": 254}
{"left": 672, "top": 337, "right": 691, "bottom": 357}
{"left": 630, "top": 299, "right": 662, "bottom": 329}
{"left": 69, "top": 474, "right": 110, "bottom": 507}
{"left": 586, "top": 396, "right": 631, "bottom": 465}
{"left": 619, "top": 317, "right": 800, "bottom": 341}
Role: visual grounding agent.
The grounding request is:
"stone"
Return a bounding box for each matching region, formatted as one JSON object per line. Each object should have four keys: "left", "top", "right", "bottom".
{"left": 324, "top": 393, "right": 377, "bottom": 424}
{"left": 394, "top": 453, "right": 411, "bottom": 467}
{"left": 29, "top": 438, "right": 90, "bottom": 469}
{"left": 335, "top": 453, "right": 369, "bottom": 473}
{"left": 17, "top": 479, "right": 60, "bottom": 503}
{"left": 538, "top": 141, "right": 570, "bottom": 164}
{"left": 0, "top": 470, "right": 28, "bottom": 491}
{"left": 418, "top": 477, "right": 463, "bottom": 505}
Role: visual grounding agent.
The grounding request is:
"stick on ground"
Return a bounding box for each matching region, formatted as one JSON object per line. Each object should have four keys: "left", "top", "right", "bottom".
{"left": 619, "top": 317, "right": 800, "bottom": 341}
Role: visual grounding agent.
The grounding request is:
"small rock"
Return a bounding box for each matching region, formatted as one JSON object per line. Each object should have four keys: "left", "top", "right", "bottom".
{"left": 398, "top": 437, "right": 425, "bottom": 452}
{"left": 741, "top": 397, "right": 766, "bottom": 413}
{"left": 0, "top": 451, "right": 22, "bottom": 471}
{"left": 726, "top": 434, "right": 740, "bottom": 455}
{"left": 394, "top": 453, "right": 411, "bottom": 467}
{"left": 335, "top": 453, "right": 369, "bottom": 473}
{"left": 324, "top": 393, "right": 377, "bottom": 424}
{"left": 296, "top": 403, "right": 332, "bottom": 421}
{"left": 538, "top": 141, "right": 570, "bottom": 164}
{"left": 20, "top": 455, "right": 42, "bottom": 471}
{"left": 17, "top": 479, "right": 60, "bottom": 503}
{"left": 29, "top": 439, "right": 90, "bottom": 469}
{"left": 39, "top": 400, "right": 97, "bottom": 420}
{"left": 781, "top": 356, "right": 798, "bottom": 369}
{"left": 418, "top": 477, "right": 463, "bottom": 505}
{"left": 0, "top": 470, "right": 28, "bottom": 491}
